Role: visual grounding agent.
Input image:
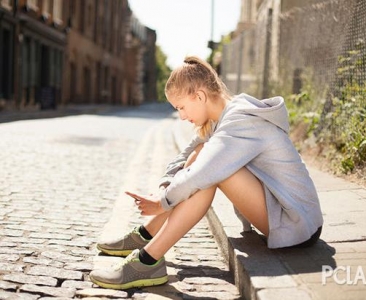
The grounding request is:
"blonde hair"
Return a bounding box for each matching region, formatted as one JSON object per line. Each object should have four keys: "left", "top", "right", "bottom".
{"left": 165, "top": 56, "right": 231, "bottom": 138}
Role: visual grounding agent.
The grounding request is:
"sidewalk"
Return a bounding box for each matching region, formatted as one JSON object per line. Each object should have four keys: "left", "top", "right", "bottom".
{"left": 173, "top": 118, "right": 366, "bottom": 300}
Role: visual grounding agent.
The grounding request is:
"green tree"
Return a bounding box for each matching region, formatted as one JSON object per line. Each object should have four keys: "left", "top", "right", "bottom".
{"left": 156, "top": 46, "right": 171, "bottom": 102}
{"left": 207, "top": 34, "right": 232, "bottom": 73}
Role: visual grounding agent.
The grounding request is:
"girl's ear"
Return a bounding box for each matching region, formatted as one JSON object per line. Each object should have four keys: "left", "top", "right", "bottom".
{"left": 196, "top": 90, "right": 207, "bottom": 103}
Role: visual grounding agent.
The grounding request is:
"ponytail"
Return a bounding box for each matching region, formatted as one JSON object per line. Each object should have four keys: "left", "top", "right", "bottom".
{"left": 165, "top": 56, "right": 231, "bottom": 139}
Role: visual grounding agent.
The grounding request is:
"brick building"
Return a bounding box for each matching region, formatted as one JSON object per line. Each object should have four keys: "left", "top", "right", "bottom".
{"left": 0, "top": 0, "right": 67, "bottom": 110}
{"left": 125, "top": 15, "right": 157, "bottom": 104}
{"left": 0, "top": 0, "right": 156, "bottom": 111}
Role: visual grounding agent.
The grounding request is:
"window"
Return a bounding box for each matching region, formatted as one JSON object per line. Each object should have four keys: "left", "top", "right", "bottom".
{"left": 0, "top": 27, "right": 13, "bottom": 100}
{"left": 27, "top": 0, "right": 38, "bottom": 10}
{"left": 1, "top": 0, "right": 12, "bottom": 9}
{"left": 84, "top": 66, "right": 91, "bottom": 102}
{"left": 88, "top": 4, "right": 93, "bottom": 27}
{"left": 70, "top": 63, "right": 77, "bottom": 101}
{"left": 42, "top": 0, "right": 51, "bottom": 19}
{"left": 79, "top": 0, "right": 85, "bottom": 33}
{"left": 53, "top": 0, "right": 63, "bottom": 25}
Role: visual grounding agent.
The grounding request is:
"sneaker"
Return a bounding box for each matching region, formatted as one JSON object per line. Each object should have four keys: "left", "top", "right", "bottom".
{"left": 90, "top": 249, "right": 168, "bottom": 290}
{"left": 97, "top": 227, "right": 150, "bottom": 256}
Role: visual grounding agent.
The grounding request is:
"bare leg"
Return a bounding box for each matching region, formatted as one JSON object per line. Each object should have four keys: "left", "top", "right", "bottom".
{"left": 144, "top": 166, "right": 269, "bottom": 260}
{"left": 143, "top": 211, "right": 171, "bottom": 236}
{"left": 143, "top": 139, "right": 268, "bottom": 260}
{"left": 143, "top": 144, "right": 205, "bottom": 237}
{"left": 219, "top": 167, "right": 269, "bottom": 236}
{"left": 145, "top": 186, "right": 216, "bottom": 259}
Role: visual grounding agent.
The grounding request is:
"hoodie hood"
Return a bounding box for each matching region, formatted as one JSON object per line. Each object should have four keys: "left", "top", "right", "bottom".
{"left": 229, "top": 93, "right": 290, "bottom": 133}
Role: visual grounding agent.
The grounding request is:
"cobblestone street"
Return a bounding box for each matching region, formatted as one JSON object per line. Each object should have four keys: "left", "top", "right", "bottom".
{"left": 0, "top": 104, "right": 240, "bottom": 299}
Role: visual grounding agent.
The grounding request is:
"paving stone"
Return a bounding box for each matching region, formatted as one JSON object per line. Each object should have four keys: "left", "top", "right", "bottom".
{"left": 64, "top": 261, "right": 93, "bottom": 271}
{"left": 257, "top": 287, "right": 313, "bottom": 300}
{"left": 27, "top": 265, "right": 83, "bottom": 280}
{"left": 41, "top": 251, "right": 83, "bottom": 262}
{"left": 76, "top": 288, "right": 129, "bottom": 298}
{"left": 0, "top": 241, "right": 18, "bottom": 247}
{"left": 251, "top": 274, "right": 297, "bottom": 289}
{"left": 3, "top": 273, "right": 58, "bottom": 286}
{"left": 20, "top": 284, "right": 76, "bottom": 298}
{"left": 180, "top": 238, "right": 215, "bottom": 244}
{"left": 0, "top": 262, "right": 25, "bottom": 272}
{"left": 71, "top": 248, "right": 98, "bottom": 256}
{"left": 23, "top": 257, "right": 64, "bottom": 268}
{"left": 1, "top": 237, "right": 46, "bottom": 244}
{"left": 0, "top": 220, "right": 19, "bottom": 225}
{"left": 178, "top": 248, "right": 219, "bottom": 255}
{"left": 7, "top": 212, "right": 36, "bottom": 218}
{"left": 0, "top": 279, "right": 18, "bottom": 290}
{"left": 74, "top": 225, "right": 101, "bottom": 232}
{"left": 5, "top": 224, "right": 43, "bottom": 232}
{"left": 0, "top": 229, "right": 24, "bottom": 237}
{"left": 200, "top": 284, "right": 240, "bottom": 293}
{"left": 38, "top": 297, "right": 74, "bottom": 300}
{"left": 25, "top": 222, "right": 71, "bottom": 230}
{"left": 182, "top": 277, "right": 232, "bottom": 286}
{"left": 197, "top": 255, "right": 225, "bottom": 262}
{"left": 0, "top": 290, "right": 40, "bottom": 300}
{"left": 29, "top": 233, "right": 72, "bottom": 240}
{"left": 61, "top": 279, "right": 93, "bottom": 289}
{"left": 175, "top": 256, "right": 195, "bottom": 262}
{"left": 0, "top": 248, "right": 34, "bottom": 255}
{"left": 48, "top": 228, "right": 88, "bottom": 236}
{"left": 47, "top": 239, "right": 92, "bottom": 247}
{"left": 45, "top": 245, "right": 69, "bottom": 252}
{"left": 0, "top": 254, "right": 20, "bottom": 261}
{"left": 182, "top": 291, "right": 241, "bottom": 299}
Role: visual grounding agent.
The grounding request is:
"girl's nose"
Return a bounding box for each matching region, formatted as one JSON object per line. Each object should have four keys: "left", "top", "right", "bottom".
{"left": 179, "top": 110, "right": 187, "bottom": 120}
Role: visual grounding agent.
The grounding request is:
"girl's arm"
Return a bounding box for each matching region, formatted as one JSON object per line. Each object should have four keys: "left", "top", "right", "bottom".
{"left": 159, "top": 133, "right": 207, "bottom": 188}
{"left": 160, "top": 116, "right": 267, "bottom": 210}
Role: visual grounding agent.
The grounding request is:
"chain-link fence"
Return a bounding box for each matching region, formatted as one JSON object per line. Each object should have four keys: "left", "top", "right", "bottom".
{"left": 221, "top": 0, "right": 366, "bottom": 171}
{"left": 222, "top": 0, "right": 366, "bottom": 100}
{"left": 278, "top": 0, "right": 365, "bottom": 132}
{"left": 221, "top": 28, "right": 256, "bottom": 96}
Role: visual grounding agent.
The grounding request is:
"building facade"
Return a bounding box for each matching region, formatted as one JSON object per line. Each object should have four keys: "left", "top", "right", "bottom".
{"left": 0, "top": 0, "right": 67, "bottom": 110}
{"left": 124, "top": 14, "right": 157, "bottom": 105}
{"left": 0, "top": 0, "right": 156, "bottom": 112}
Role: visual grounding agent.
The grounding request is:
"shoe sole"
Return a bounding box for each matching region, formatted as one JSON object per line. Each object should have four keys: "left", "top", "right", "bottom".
{"left": 90, "top": 275, "right": 168, "bottom": 290}
{"left": 97, "top": 244, "right": 133, "bottom": 257}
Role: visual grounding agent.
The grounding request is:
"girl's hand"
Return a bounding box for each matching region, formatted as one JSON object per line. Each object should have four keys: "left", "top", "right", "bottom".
{"left": 125, "top": 191, "right": 165, "bottom": 216}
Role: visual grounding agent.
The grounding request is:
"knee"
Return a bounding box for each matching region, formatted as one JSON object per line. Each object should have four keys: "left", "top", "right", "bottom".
{"left": 184, "top": 143, "right": 204, "bottom": 168}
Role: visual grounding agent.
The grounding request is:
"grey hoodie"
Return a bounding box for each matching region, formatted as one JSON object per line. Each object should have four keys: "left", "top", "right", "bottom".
{"left": 159, "top": 93, "right": 323, "bottom": 248}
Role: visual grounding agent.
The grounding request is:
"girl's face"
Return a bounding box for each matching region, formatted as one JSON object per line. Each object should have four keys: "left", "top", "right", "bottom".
{"left": 168, "top": 93, "right": 209, "bottom": 126}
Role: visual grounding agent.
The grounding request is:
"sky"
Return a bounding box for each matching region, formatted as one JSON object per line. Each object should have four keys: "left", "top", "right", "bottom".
{"left": 128, "top": 0, "right": 241, "bottom": 69}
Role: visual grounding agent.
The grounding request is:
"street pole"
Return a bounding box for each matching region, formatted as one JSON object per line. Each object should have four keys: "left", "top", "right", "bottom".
{"left": 209, "top": 0, "right": 215, "bottom": 65}
{"left": 211, "top": 0, "right": 214, "bottom": 42}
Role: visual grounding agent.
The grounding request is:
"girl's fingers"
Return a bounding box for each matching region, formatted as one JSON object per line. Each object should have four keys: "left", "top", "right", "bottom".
{"left": 125, "top": 191, "right": 139, "bottom": 198}
{"left": 125, "top": 191, "right": 146, "bottom": 203}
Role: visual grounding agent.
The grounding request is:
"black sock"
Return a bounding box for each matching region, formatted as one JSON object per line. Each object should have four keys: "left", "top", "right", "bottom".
{"left": 139, "top": 248, "right": 158, "bottom": 265}
{"left": 138, "top": 225, "right": 153, "bottom": 240}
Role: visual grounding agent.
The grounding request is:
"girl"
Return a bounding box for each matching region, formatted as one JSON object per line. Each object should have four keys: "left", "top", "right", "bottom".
{"left": 90, "top": 56, "right": 323, "bottom": 290}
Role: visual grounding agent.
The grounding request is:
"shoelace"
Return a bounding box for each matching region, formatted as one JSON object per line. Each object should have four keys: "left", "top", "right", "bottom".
{"left": 115, "top": 227, "right": 138, "bottom": 248}
{"left": 124, "top": 227, "right": 139, "bottom": 239}
{"left": 113, "top": 252, "right": 137, "bottom": 271}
